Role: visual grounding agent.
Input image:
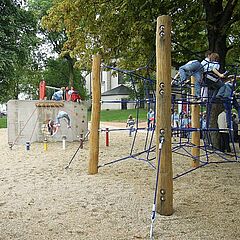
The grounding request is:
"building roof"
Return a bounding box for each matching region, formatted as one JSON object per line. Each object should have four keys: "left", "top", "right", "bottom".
{"left": 102, "top": 84, "right": 131, "bottom": 96}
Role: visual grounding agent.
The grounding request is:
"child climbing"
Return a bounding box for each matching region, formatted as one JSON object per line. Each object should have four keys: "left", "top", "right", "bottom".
{"left": 47, "top": 120, "right": 58, "bottom": 136}
{"left": 47, "top": 111, "right": 71, "bottom": 136}
{"left": 55, "top": 110, "right": 71, "bottom": 128}
{"left": 67, "top": 87, "right": 81, "bottom": 102}
{"left": 126, "top": 114, "right": 135, "bottom": 137}
{"left": 52, "top": 87, "right": 65, "bottom": 101}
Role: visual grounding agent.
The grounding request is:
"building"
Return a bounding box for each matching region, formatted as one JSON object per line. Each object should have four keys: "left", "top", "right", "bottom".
{"left": 101, "top": 84, "right": 135, "bottom": 110}
{"left": 85, "top": 70, "right": 135, "bottom": 110}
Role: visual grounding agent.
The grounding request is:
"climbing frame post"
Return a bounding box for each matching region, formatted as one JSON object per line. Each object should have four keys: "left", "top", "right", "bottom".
{"left": 155, "top": 15, "right": 173, "bottom": 215}
{"left": 191, "top": 76, "right": 200, "bottom": 167}
{"left": 88, "top": 54, "right": 101, "bottom": 174}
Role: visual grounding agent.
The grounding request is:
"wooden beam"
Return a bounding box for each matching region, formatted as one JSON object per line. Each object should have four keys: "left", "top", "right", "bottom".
{"left": 156, "top": 15, "right": 173, "bottom": 216}
{"left": 35, "top": 102, "right": 64, "bottom": 108}
{"left": 191, "top": 76, "right": 200, "bottom": 167}
{"left": 88, "top": 54, "right": 101, "bottom": 174}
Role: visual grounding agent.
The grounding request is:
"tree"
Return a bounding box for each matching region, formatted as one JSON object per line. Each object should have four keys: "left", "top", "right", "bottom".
{"left": 42, "top": 0, "right": 240, "bottom": 147}
{"left": 41, "top": 0, "right": 240, "bottom": 68}
{"left": 203, "top": 0, "right": 240, "bottom": 68}
{"left": 0, "top": 0, "right": 38, "bottom": 102}
{"left": 42, "top": 57, "right": 87, "bottom": 99}
{"left": 28, "top": 0, "right": 84, "bottom": 88}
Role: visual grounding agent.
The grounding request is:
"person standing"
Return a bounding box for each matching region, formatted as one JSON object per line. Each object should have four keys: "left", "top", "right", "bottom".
{"left": 217, "top": 110, "right": 231, "bottom": 152}
{"left": 126, "top": 114, "right": 135, "bottom": 137}
{"left": 171, "top": 110, "right": 179, "bottom": 137}
{"left": 147, "top": 109, "right": 155, "bottom": 131}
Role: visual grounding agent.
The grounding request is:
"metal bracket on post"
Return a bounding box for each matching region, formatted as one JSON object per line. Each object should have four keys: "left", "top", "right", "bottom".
{"left": 159, "top": 129, "right": 165, "bottom": 149}
{"left": 159, "top": 82, "right": 164, "bottom": 95}
{"left": 159, "top": 24, "right": 165, "bottom": 37}
{"left": 160, "top": 189, "right": 166, "bottom": 201}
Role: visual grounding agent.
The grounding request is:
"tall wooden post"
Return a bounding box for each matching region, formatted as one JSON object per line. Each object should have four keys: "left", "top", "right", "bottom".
{"left": 191, "top": 76, "right": 200, "bottom": 167}
{"left": 88, "top": 54, "right": 101, "bottom": 174}
{"left": 156, "top": 15, "right": 173, "bottom": 215}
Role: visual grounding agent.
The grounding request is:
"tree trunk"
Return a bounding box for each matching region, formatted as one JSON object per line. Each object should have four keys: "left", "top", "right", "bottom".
{"left": 203, "top": 0, "right": 238, "bottom": 147}
{"left": 203, "top": 0, "right": 239, "bottom": 69}
{"left": 64, "top": 53, "right": 75, "bottom": 87}
{"left": 68, "top": 57, "right": 75, "bottom": 87}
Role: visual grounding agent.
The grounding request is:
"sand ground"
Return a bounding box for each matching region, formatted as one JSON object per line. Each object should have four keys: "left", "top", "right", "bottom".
{"left": 0, "top": 123, "right": 239, "bottom": 240}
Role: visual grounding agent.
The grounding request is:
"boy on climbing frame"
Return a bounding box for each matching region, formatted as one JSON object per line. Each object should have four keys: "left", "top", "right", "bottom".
{"left": 47, "top": 111, "right": 71, "bottom": 136}
{"left": 52, "top": 87, "right": 65, "bottom": 101}
{"left": 55, "top": 110, "right": 71, "bottom": 128}
{"left": 172, "top": 59, "right": 203, "bottom": 102}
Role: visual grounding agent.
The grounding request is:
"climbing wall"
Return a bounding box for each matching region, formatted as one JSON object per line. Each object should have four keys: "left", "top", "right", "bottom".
{"left": 7, "top": 100, "right": 89, "bottom": 145}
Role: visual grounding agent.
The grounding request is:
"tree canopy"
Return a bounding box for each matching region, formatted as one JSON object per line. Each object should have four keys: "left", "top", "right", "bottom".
{"left": 0, "top": 0, "right": 38, "bottom": 102}
{"left": 42, "top": 0, "right": 240, "bottom": 70}
{"left": 1, "top": 0, "right": 240, "bottom": 103}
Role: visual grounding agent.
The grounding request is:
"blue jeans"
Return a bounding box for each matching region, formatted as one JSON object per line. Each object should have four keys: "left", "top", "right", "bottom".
{"left": 56, "top": 111, "right": 70, "bottom": 125}
{"left": 216, "top": 83, "right": 232, "bottom": 99}
{"left": 129, "top": 126, "right": 134, "bottom": 136}
{"left": 179, "top": 60, "right": 203, "bottom": 97}
{"left": 52, "top": 93, "right": 62, "bottom": 101}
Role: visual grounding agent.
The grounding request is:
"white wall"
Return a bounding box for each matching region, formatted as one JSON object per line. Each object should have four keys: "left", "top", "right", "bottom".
{"left": 101, "top": 95, "right": 135, "bottom": 110}
{"left": 7, "top": 100, "right": 88, "bottom": 144}
{"left": 85, "top": 70, "right": 119, "bottom": 95}
{"left": 0, "top": 104, "right": 7, "bottom": 113}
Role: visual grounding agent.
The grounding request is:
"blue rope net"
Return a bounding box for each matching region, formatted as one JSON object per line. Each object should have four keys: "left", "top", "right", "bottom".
{"left": 99, "top": 62, "right": 240, "bottom": 177}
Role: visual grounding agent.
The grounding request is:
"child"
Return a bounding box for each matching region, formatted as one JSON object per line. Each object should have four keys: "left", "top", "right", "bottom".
{"left": 147, "top": 109, "right": 155, "bottom": 130}
{"left": 172, "top": 60, "right": 203, "bottom": 101}
{"left": 55, "top": 110, "right": 71, "bottom": 128}
{"left": 68, "top": 87, "right": 81, "bottom": 102}
{"left": 47, "top": 111, "right": 71, "bottom": 136}
{"left": 47, "top": 120, "right": 58, "bottom": 136}
{"left": 126, "top": 114, "right": 135, "bottom": 137}
{"left": 52, "top": 87, "right": 65, "bottom": 101}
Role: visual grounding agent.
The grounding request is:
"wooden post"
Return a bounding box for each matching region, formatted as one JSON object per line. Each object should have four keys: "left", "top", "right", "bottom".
{"left": 88, "top": 54, "right": 101, "bottom": 174}
{"left": 106, "top": 128, "right": 109, "bottom": 147}
{"left": 43, "top": 138, "right": 48, "bottom": 151}
{"left": 80, "top": 134, "right": 83, "bottom": 149}
{"left": 191, "top": 76, "right": 200, "bottom": 167}
{"left": 155, "top": 15, "right": 173, "bottom": 216}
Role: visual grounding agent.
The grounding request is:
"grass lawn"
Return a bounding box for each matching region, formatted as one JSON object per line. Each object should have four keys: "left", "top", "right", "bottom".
{"left": 0, "top": 117, "right": 7, "bottom": 128}
{"left": 0, "top": 109, "right": 148, "bottom": 129}
{"left": 90, "top": 108, "right": 148, "bottom": 122}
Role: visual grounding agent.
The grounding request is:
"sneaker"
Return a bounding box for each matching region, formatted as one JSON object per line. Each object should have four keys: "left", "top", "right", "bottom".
{"left": 171, "top": 79, "right": 179, "bottom": 86}
{"left": 67, "top": 125, "right": 71, "bottom": 129}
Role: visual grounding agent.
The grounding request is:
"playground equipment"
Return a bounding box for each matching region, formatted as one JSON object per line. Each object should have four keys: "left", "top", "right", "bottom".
{"left": 105, "top": 128, "right": 109, "bottom": 146}
{"left": 39, "top": 80, "right": 82, "bottom": 102}
{"left": 84, "top": 14, "right": 240, "bottom": 239}
{"left": 43, "top": 138, "right": 48, "bottom": 151}
{"left": 62, "top": 135, "right": 67, "bottom": 150}
{"left": 7, "top": 100, "right": 88, "bottom": 146}
{"left": 65, "top": 132, "right": 89, "bottom": 169}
